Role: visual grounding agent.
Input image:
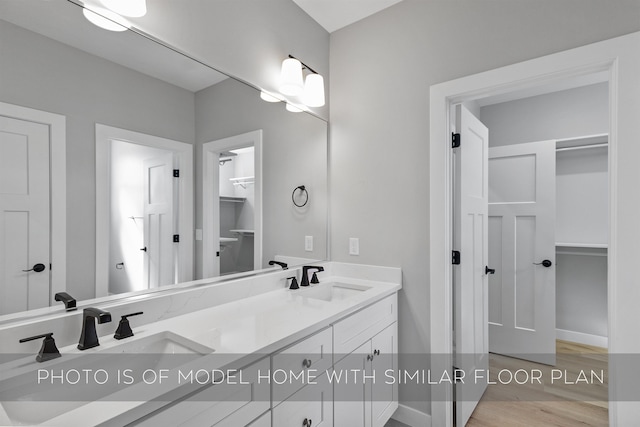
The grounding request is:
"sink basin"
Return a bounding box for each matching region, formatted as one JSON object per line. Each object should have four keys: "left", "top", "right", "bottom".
{"left": 297, "top": 282, "right": 371, "bottom": 302}
{"left": 0, "top": 331, "right": 213, "bottom": 425}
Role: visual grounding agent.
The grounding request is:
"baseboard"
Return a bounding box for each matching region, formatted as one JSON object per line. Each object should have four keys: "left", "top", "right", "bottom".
{"left": 556, "top": 328, "right": 608, "bottom": 348}
{"left": 391, "top": 404, "right": 432, "bottom": 426}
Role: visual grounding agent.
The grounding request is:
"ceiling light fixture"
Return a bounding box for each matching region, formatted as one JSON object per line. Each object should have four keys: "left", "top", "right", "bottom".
{"left": 82, "top": 6, "right": 130, "bottom": 32}
{"left": 100, "top": 0, "right": 147, "bottom": 17}
{"left": 277, "top": 55, "right": 326, "bottom": 109}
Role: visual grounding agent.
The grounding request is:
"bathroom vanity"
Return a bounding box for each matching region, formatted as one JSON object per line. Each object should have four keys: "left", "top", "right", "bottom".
{"left": 0, "top": 263, "right": 400, "bottom": 426}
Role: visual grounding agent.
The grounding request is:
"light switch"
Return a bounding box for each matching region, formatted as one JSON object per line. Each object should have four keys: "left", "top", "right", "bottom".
{"left": 195, "top": 229, "right": 203, "bottom": 241}
{"left": 349, "top": 238, "right": 359, "bottom": 256}
{"left": 305, "top": 235, "right": 313, "bottom": 252}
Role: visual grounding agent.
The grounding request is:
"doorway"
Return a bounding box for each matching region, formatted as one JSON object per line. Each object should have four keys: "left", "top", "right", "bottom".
{"left": 0, "top": 102, "right": 66, "bottom": 315}
{"left": 95, "top": 124, "right": 194, "bottom": 297}
{"left": 202, "top": 130, "right": 263, "bottom": 279}
{"left": 428, "top": 31, "right": 640, "bottom": 427}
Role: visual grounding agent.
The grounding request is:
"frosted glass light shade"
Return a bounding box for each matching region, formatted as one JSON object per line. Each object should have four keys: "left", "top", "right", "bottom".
{"left": 285, "top": 103, "right": 305, "bottom": 113}
{"left": 260, "top": 91, "right": 283, "bottom": 103}
{"left": 100, "top": 0, "right": 147, "bottom": 17}
{"left": 279, "top": 58, "right": 304, "bottom": 96}
{"left": 302, "top": 73, "right": 325, "bottom": 107}
{"left": 83, "top": 7, "right": 129, "bottom": 32}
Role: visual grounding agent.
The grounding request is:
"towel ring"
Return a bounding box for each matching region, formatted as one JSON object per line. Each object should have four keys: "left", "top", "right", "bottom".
{"left": 292, "top": 185, "right": 309, "bottom": 208}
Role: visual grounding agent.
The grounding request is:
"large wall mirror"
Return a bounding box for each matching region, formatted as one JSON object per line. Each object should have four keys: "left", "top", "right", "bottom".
{"left": 0, "top": 0, "right": 328, "bottom": 320}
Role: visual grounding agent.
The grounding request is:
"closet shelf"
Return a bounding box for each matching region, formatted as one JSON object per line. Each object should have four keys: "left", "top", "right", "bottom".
{"left": 229, "top": 176, "right": 254, "bottom": 189}
{"left": 230, "top": 229, "right": 254, "bottom": 236}
{"left": 555, "top": 243, "right": 608, "bottom": 249}
{"left": 220, "top": 196, "right": 246, "bottom": 203}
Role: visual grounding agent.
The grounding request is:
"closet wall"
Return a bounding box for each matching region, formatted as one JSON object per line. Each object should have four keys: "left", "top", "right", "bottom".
{"left": 480, "top": 82, "right": 609, "bottom": 347}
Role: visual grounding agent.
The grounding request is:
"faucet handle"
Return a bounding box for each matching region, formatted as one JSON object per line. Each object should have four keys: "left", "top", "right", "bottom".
{"left": 114, "top": 312, "right": 143, "bottom": 340}
{"left": 54, "top": 292, "right": 77, "bottom": 311}
{"left": 311, "top": 272, "right": 320, "bottom": 284}
{"left": 19, "top": 332, "right": 61, "bottom": 363}
{"left": 287, "top": 276, "right": 299, "bottom": 290}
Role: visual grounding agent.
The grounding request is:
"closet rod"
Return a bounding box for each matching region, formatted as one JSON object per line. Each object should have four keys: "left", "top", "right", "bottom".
{"left": 556, "top": 142, "right": 608, "bottom": 152}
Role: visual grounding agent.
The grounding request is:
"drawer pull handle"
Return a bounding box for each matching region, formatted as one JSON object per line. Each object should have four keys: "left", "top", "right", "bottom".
{"left": 303, "top": 418, "right": 313, "bottom": 426}
{"left": 374, "top": 349, "right": 381, "bottom": 356}
{"left": 302, "top": 358, "right": 312, "bottom": 368}
{"left": 367, "top": 354, "right": 374, "bottom": 361}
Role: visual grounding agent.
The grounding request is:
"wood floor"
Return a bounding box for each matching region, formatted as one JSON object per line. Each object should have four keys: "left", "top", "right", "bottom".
{"left": 467, "top": 340, "right": 608, "bottom": 426}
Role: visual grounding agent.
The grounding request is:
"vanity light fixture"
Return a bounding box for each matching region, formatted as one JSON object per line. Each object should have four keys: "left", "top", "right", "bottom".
{"left": 100, "top": 0, "right": 147, "bottom": 17}
{"left": 260, "top": 91, "right": 284, "bottom": 103}
{"left": 278, "top": 55, "right": 326, "bottom": 108}
{"left": 279, "top": 57, "right": 304, "bottom": 96}
{"left": 82, "top": 6, "right": 130, "bottom": 32}
{"left": 285, "top": 103, "right": 306, "bottom": 113}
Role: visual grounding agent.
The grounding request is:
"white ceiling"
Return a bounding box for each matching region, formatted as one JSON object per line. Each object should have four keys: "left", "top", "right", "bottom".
{"left": 292, "top": 0, "right": 403, "bottom": 33}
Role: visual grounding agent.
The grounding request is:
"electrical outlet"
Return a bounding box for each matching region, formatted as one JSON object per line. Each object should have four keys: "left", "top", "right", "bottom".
{"left": 349, "top": 238, "right": 359, "bottom": 256}
{"left": 305, "top": 235, "right": 313, "bottom": 252}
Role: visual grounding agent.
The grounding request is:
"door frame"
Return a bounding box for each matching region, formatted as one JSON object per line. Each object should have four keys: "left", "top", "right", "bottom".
{"left": 95, "top": 124, "right": 193, "bottom": 297}
{"left": 430, "top": 32, "right": 640, "bottom": 426}
{"left": 202, "top": 130, "right": 263, "bottom": 278}
{"left": 0, "top": 101, "right": 66, "bottom": 306}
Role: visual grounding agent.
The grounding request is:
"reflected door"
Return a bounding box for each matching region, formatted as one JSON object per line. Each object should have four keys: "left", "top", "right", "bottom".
{"left": 453, "top": 104, "right": 489, "bottom": 426}
{"left": 143, "top": 153, "right": 175, "bottom": 288}
{"left": 0, "top": 116, "right": 50, "bottom": 314}
{"left": 488, "top": 140, "right": 556, "bottom": 365}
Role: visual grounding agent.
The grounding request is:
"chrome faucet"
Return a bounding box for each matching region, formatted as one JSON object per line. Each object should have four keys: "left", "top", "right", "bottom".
{"left": 301, "top": 266, "right": 324, "bottom": 287}
{"left": 78, "top": 307, "right": 111, "bottom": 350}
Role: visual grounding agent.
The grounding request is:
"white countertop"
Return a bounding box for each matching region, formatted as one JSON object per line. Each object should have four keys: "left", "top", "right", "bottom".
{"left": 0, "top": 273, "right": 400, "bottom": 426}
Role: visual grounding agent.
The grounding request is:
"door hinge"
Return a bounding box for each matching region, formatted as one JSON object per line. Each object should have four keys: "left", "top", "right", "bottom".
{"left": 452, "top": 250, "right": 461, "bottom": 265}
{"left": 173, "top": 169, "right": 179, "bottom": 178}
{"left": 452, "top": 132, "right": 461, "bottom": 148}
{"left": 173, "top": 234, "right": 180, "bottom": 243}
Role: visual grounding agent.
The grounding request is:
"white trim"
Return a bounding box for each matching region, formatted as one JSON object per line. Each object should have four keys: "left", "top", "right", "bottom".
{"left": 95, "top": 124, "right": 193, "bottom": 297}
{"left": 0, "top": 102, "right": 66, "bottom": 306}
{"left": 202, "top": 130, "right": 263, "bottom": 279}
{"left": 430, "top": 32, "right": 640, "bottom": 427}
{"left": 556, "top": 328, "right": 608, "bottom": 348}
{"left": 391, "top": 404, "right": 432, "bottom": 427}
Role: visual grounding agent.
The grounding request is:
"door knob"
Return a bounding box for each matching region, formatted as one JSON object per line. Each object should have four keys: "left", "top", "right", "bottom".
{"left": 22, "top": 263, "right": 46, "bottom": 273}
{"left": 485, "top": 266, "right": 496, "bottom": 275}
{"left": 533, "top": 260, "right": 553, "bottom": 268}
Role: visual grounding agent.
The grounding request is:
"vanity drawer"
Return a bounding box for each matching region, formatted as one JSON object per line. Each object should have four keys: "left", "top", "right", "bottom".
{"left": 333, "top": 294, "right": 397, "bottom": 359}
{"left": 272, "top": 327, "right": 333, "bottom": 404}
{"left": 272, "top": 373, "right": 333, "bottom": 427}
{"left": 133, "top": 357, "right": 270, "bottom": 427}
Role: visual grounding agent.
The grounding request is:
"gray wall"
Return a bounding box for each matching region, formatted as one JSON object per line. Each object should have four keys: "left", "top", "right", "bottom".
{"left": 127, "top": 0, "right": 330, "bottom": 120}
{"left": 480, "top": 83, "right": 609, "bottom": 146}
{"left": 0, "top": 20, "right": 195, "bottom": 300}
{"left": 195, "top": 78, "right": 328, "bottom": 278}
{"left": 329, "top": 0, "right": 640, "bottom": 414}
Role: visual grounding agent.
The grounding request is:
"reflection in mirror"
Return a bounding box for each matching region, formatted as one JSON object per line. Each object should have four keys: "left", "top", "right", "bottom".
{"left": 0, "top": 0, "right": 327, "bottom": 322}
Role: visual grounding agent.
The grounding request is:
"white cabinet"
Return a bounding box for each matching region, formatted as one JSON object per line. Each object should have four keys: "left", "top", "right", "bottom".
{"left": 272, "top": 327, "right": 333, "bottom": 404}
{"left": 247, "top": 411, "right": 270, "bottom": 427}
{"left": 133, "top": 357, "right": 270, "bottom": 427}
{"left": 272, "top": 374, "right": 333, "bottom": 427}
{"left": 333, "top": 322, "right": 398, "bottom": 427}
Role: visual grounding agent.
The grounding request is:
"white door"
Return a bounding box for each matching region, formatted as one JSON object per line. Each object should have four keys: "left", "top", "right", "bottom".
{"left": 453, "top": 104, "right": 489, "bottom": 426}
{"left": 0, "top": 116, "right": 50, "bottom": 315}
{"left": 488, "top": 140, "right": 556, "bottom": 365}
{"left": 143, "top": 153, "right": 175, "bottom": 289}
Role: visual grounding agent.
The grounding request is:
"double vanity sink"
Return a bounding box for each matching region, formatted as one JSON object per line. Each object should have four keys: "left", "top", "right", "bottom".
{"left": 0, "top": 266, "right": 400, "bottom": 426}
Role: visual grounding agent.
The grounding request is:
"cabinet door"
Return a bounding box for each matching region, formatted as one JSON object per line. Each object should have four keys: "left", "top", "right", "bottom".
{"left": 334, "top": 340, "right": 371, "bottom": 427}
{"left": 272, "top": 374, "right": 333, "bottom": 427}
{"left": 371, "top": 323, "right": 398, "bottom": 427}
